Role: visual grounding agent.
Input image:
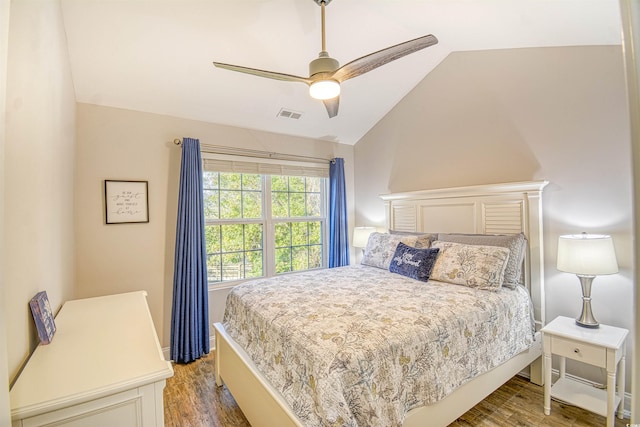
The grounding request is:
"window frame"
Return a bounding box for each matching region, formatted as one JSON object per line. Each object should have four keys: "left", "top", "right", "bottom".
{"left": 201, "top": 154, "right": 329, "bottom": 289}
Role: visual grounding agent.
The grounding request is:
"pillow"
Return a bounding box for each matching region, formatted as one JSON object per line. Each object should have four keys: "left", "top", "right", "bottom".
{"left": 430, "top": 241, "right": 511, "bottom": 290}
{"left": 436, "top": 233, "right": 527, "bottom": 289}
{"left": 389, "top": 242, "right": 440, "bottom": 282}
{"left": 389, "top": 230, "right": 437, "bottom": 249}
{"left": 361, "top": 232, "right": 419, "bottom": 269}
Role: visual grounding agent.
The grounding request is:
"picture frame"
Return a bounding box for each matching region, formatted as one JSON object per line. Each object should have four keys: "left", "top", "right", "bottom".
{"left": 29, "top": 291, "right": 56, "bottom": 345}
{"left": 104, "top": 180, "right": 149, "bottom": 224}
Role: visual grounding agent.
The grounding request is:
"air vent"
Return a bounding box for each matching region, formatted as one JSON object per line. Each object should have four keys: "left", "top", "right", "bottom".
{"left": 277, "top": 108, "right": 303, "bottom": 120}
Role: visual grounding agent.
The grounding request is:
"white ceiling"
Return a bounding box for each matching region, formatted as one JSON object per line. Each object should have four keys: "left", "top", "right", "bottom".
{"left": 60, "top": 0, "right": 623, "bottom": 145}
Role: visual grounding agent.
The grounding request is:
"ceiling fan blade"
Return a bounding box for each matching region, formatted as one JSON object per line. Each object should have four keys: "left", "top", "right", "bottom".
{"left": 213, "top": 62, "right": 312, "bottom": 85}
{"left": 331, "top": 34, "right": 438, "bottom": 83}
{"left": 323, "top": 96, "right": 339, "bottom": 118}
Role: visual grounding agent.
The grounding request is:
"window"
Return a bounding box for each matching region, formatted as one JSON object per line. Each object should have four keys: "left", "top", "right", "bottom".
{"left": 272, "top": 175, "right": 324, "bottom": 274}
{"left": 202, "top": 157, "right": 328, "bottom": 284}
{"left": 203, "top": 172, "right": 264, "bottom": 282}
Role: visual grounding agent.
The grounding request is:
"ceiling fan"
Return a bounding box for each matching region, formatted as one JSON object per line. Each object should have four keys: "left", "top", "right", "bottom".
{"left": 213, "top": 0, "right": 438, "bottom": 118}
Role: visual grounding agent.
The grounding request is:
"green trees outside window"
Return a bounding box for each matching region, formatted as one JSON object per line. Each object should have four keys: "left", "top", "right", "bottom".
{"left": 203, "top": 171, "right": 326, "bottom": 283}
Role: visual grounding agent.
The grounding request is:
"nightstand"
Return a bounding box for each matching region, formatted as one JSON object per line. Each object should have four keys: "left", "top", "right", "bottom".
{"left": 542, "top": 316, "right": 628, "bottom": 427}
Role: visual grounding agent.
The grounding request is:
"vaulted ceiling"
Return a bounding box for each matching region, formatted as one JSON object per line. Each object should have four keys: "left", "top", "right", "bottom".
{"left": 60, "top": 0, "right": 623, "bottom": 145}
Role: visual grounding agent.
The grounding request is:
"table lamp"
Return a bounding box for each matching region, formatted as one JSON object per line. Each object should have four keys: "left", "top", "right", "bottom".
{"left": 556, "top": 233, "right": 618, "bottom": 328}
{"left": 353, "top": 227, "right": 376, "bottom": 249}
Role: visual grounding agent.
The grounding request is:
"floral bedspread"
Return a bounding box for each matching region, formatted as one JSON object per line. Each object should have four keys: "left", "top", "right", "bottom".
{"left": 223, "top": 265, "right": 534, "bottom": 427}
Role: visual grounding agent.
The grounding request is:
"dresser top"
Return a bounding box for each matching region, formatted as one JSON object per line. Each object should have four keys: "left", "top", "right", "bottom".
{"left": 10, "top": 291, "right": 173, "bottom": 419}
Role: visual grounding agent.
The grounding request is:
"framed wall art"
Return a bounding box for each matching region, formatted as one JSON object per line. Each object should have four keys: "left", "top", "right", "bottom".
{"left": 29, "top": 291, "right": 56, "bottom": 345}
{"left": 104, "top": 180, "right": 149, "bottom": 224}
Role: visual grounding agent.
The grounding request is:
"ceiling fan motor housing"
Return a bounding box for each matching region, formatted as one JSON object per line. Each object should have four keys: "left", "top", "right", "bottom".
{"left": 309, "top": 51, "right": 339, "bottom": 77}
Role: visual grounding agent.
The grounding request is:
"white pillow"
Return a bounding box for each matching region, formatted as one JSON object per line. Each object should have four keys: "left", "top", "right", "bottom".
{"left": 436, "top": 233, "right": 527, "bottom": 289}
{"left": 361, "top": 233, "right": 418, "bottom": 269}
{"left": 430, "top": 241, "right": 510, "bottom": 290}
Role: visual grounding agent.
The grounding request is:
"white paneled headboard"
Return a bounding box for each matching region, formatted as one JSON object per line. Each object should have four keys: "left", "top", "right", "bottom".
{"left": 380, "top": 181, "right": 549, "bottom": 328}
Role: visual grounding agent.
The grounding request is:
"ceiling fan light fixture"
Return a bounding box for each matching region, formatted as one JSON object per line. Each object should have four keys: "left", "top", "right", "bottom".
{"left": 309, "top": 79, "right": 340, "bottom": 100}
{"left": 212, "top": 0, "right": 438, "bottom": 118}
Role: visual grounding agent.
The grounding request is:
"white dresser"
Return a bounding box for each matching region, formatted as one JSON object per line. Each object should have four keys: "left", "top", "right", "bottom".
{"left": 10, "top": 291, "right": 174, "bottom": 427}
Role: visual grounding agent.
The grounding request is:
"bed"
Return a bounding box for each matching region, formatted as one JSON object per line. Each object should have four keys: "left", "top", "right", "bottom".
{"left": 214, "top": 180, "right": 548, "bottom": 427}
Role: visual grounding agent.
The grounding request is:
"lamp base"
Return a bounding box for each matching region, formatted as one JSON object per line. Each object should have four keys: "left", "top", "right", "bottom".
{"left": 575, "top": 318, "right": 599, "bottom": 328}
{"left": 575, "top": 274, "right": 599, "bottom": 329}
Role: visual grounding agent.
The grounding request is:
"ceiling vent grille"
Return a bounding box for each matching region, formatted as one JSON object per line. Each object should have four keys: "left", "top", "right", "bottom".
{"left": 277, "top": 108, "right": 303, "bottom": 120}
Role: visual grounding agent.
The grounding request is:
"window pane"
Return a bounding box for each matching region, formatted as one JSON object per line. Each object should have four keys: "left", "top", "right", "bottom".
{"left": 275, "top": 223, "right": 291, "bottom": 247}
{"left": 205, "top": 225, "right": 221, "bottom": 253}
{"left": 203, "top": 171, "right": 219, "bottom": 189}
{"left": 272, "top": 175, "right": 287, "bottom": 192}
{"left": 203, "top": 190, "right": 220, "bottom": 219}
{"left": 221, "top": 224, "right": 244, "bottom": 252}
{"left": 306, "top": 177, "right": 321, "bottom": 192}
{"left": 207, "top": 254, "right": 222, "bottom": 282}
{"left": 242, "top": 174, "right": 261, "bottom": 190}
{"left": 290, "top": 193, "right": 305, "bottom": 216}
{"left": 292, "top": 246, "right": 308, "bottom": 271}
{"left": 291, "top": 222, "right": 308, "bottom": 246}
{"left": 309, "top": 245, "right": 322, "bottom": 269}
{"left": 205, "top": 222, "right": 264, "bottom": 283}
{"left": 289, "top": 176, "right": 304, "bottom": 192}
{"left": 276, "top": 248, "right": 291, "bottom": 273}
{"left": 272, "top": 192, "right": 288, "bottom": 217}
{"left": 221, "top": 252, "right": 244, "bottom": 281}
{"left": 245, "top": 250, "right": 263, "bottom": 278}
{"left": 306, "top": 193, "right": 321, "bottom": 217}
{"left": 274, "top": 221, "right": 323, "bottom": 275}
{"left": 243, "top": 191, "right": 262, "bottom": 218}
{"left": 220, "top": 190, "right": 241, "bottom": 219}
{"left": 245, "top": 223, "right": 263, "bottom": 250}
{"left": 219, "top": 172, "right": 241, "bottom": 190}
{"left": 308, "top": 221, "right": 321, "bottom": 244}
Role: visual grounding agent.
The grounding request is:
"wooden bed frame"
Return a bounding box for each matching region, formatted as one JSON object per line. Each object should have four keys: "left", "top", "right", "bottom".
{"left": 214, "top": 180, "right": 549, "bottom": 427}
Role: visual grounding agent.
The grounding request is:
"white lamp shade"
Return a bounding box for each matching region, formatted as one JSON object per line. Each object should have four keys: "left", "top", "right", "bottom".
{"left": 309, "top": 80, "right": 340, "bottom": 100}
{"left": 557, "top": 234, "right": 618, "bottom": 275}
{"left": 353, "top": 227, "right": 376, "bottom": 249}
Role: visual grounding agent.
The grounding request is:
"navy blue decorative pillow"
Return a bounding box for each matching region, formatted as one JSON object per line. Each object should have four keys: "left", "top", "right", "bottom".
{"left": 389, "top": 242, "right": 440, "bottom": 282}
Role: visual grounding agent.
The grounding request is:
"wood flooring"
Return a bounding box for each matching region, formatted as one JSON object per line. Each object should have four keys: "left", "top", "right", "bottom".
{"left": 164, "top": 352, "right": 627, "bottom": 427}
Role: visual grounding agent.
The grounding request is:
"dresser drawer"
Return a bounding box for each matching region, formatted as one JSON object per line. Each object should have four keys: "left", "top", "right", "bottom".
{"left": 551, "top": 336, "right": 606, "bottom": 366}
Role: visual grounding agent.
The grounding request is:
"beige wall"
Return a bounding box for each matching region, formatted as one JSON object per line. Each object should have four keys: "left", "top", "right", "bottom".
{"left": 3, "top": 0, "right": 77, "bottom": 383}
{"left": 0, "top": 0, "right": 10, "bottom": 423}
{"left": 74, "top": 103, "right": 354, "bottom": 349}
{"left": 354, "top": 45, "right": 634, "bottom": 391}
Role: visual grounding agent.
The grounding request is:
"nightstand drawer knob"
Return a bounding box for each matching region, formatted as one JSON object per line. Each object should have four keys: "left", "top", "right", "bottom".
{"left": 574, "top": 348, "right": 580, "bottom": 354}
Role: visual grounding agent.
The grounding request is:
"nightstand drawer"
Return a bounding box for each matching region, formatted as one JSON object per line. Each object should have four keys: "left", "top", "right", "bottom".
{"left": 551, "top": 336, "right": 606, "bottom": 366}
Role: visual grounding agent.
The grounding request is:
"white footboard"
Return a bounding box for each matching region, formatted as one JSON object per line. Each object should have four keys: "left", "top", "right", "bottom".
{"left": 214, "top": 322, "right": 542, "bottom": 427}
{"left": 404, "top": 332, "right": 543, "bottom": 427}
{"left": 214, "top": 323, "right": 302, "bottom": 427}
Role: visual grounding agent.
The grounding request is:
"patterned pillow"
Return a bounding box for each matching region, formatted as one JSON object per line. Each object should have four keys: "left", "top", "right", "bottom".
{"left": 389, "top": 230, "right": 437, "bottom": 249}
{"left": 389, "top": 242, "right": 440, "bottom": 282}
{"left": 361, "top": 233, "right": 419, "bottom": 269}
{"left": 430, "top": 241, "right": 511, "bottom": 290}
{"left": 436, "top": 233, "right": 527, "bottom": 289}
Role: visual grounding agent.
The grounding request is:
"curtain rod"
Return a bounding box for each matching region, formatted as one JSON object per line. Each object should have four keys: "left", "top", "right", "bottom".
{"left": 173, "top": 138, "right": 332, "bottom": 164}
